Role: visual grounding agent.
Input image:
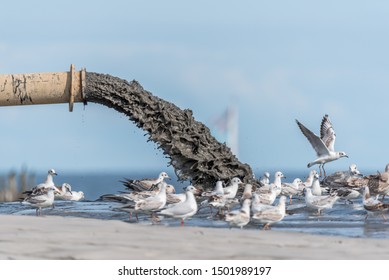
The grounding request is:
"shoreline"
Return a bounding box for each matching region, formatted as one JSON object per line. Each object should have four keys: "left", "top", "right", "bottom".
{"left": 0, "top": 215, "right": 388, "bottom": 259}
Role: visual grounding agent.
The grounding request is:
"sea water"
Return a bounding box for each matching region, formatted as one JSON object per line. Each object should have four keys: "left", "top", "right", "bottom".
{"left": 1, "top": 170, "right": 389, "bottom": 239}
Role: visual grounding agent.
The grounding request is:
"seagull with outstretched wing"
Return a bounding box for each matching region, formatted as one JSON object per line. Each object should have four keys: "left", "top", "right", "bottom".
{"left": 296, "top": 114, "right": 348, "bottom": 177}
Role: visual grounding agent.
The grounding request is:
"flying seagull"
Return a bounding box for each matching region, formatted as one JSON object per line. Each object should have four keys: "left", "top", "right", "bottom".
{"left": 296, "top": 114, "right": 348, "bottom": 177}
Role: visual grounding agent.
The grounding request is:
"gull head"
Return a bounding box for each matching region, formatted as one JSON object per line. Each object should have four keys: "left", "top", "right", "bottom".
{"left": 275, "top": 171, "right": 286, "bottom": 179}
{"left": 308, "top": 170, "right": 318, "bottom": 178}
{"left": 184, "top": 185, "right": 201, "bottom": 195}
{"left": 208, "top": 195, "right": 225, "bottom": 207}
{"left": 231, "top": 177, "right": 242, "bottom": 185}
{"left": 349, "top": 164, "right": 361, "bottom": 176}
{"left": 48, "top": 169, "right": 58, "bottom": 176}
{"left": 62, "top": 183, "right": 72, "bottom": 194}
{"left": 264, "top": 172, "right": 270, "bottom": 179}
{"left": 166, "top": 184, "right": 176, "bottom": 194}
{"left": 293, "top": 178, "right": 303, "bottom": 186}
{"left": 337, "top": 152, "right": 348, "bottom": 159}
{"left": 159, "top": 172, "right": 171, "bottom": 180}
{"left": 49, "top": 186, "right": 61, "bottom": 195}
{"left": 296, "top": 178, "right": 303, "bottom": 184}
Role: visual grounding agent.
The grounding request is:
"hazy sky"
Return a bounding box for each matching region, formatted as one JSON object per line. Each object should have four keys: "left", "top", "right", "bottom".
{"left": 1, "top": 1, "right": 389, "bottom": 176}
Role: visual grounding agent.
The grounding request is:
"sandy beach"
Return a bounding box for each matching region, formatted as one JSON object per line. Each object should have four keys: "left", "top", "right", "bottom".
{"left": 0, "top": 215, "right": 388, "bottom": 260}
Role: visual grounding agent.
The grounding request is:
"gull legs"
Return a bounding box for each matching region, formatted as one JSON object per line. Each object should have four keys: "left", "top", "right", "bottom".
{"left": 318, "top": 164, "right": 327, "bottom": 177}
{"left": 129, "top": 212, "right": 139, "bottom": 222}
{"left": 364, "top": 213, "right": 387, "bottom": 221}
{"left": 35, "top": 207, "right": 43, "bottom": 216}
{"left": 262, "top": 224, "right": 271, "bottom": 230}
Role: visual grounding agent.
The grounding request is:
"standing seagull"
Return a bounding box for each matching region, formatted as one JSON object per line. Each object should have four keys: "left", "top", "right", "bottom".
{"left": 121, "top": 172, "right": 171, "bottom": 192}
{"left": 22, "top": 186, "right": 59, "bottom": 216}
{"left": 159, "top": 185, "right": 199, "bottom": 226}
{"left": 296, "top": 114, "right": 348, "bottom": 177}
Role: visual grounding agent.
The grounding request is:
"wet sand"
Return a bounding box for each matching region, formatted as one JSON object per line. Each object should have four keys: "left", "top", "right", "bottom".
{"left": 0, "top": 215, "right": 388, "bottom": 260}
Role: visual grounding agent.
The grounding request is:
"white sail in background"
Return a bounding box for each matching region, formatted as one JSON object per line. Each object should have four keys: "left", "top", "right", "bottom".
{"left": 210, "top": 106, "right": 239, "bottom": 157}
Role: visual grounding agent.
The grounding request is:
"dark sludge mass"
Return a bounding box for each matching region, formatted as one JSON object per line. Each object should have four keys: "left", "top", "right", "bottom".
{"left": 84, "top": 72, "right": 254, "bottom": 189}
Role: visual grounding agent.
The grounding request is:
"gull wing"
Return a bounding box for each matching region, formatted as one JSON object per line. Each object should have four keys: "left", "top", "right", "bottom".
{"left": 364, "top": 197, "right": 389, "bottom": 211}
{"left": 296, "top": 119, "right": 330, "bottom": 157}
{"left": 310, "top": 195, "right": 337, "bottom": 207}
{"left": 320, "top": 114, "right": 336, "bottom": 152}
{"left": 24, "top": 196, "right": 47, "bottom": 204}
{"left": 281, "top": 183, "right": 301, "bottom": 196}
{"left": 121, "top": 177, "right": 158, "bottom": 192}
{"left": 161, "top": 200, "right": 196, "bottom": 217}
{"left": 335, "top": 188, "right": 352, "bottom": 197}
{"left": 252, "top": 207, "right": 283, "bottom": 222}
{"left": 166, "top": 194, "right": 184, "bottom": 204}
{"left": 136, "top": 199, "right": 164, "bottom": 211}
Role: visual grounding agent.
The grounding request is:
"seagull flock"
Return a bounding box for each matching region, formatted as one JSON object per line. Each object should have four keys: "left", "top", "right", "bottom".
{"left": 95, "top": 114, "right": 389, "bottom": 230}
{"left": 18, "top": 114, "right": 389, "bottom": 231}
{"left": 21, "top": 169, "right": 84, "bottom": 216}
{"left": 98, "top": 164, "right": 389, "bottom": 230}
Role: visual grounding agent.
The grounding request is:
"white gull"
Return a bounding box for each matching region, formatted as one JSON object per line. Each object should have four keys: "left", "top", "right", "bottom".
{"left": 254, "top": 186, "right": 277, "bottom": 205}
{"left": 55, "top": 183, "right": 85, "bottom": 201}
{"left": 240, "top": 184, "right": 253, "bottom": 202}
{"left": 159, "top": 185, "right": 199, "bottom": 226}
{"left": 251, "top": 196, "right": 287, "bottom": 230}
{"left": 201, "top": 181, "right": 225, "bottom": 197}
{"left": 296, "top": 114, "right": 348, "bottom": 177}
{"left": 259, "top": 172, "right": 270, "bottom": 186}
{"left": 24, "top": 169, "right": 58, "bottom": 195}
{"left": 311, "top": 172, "right": 322, "bottom": 196}
{"left": 22, "top": 186, "right": 59, "bottom": 216}
{"left": 303, "top": 170, "right": 318, "bottom": 188}
{"left": 322, "top": 163, "right": 363, "bottom": 188}
{"left": 251, "top": 192, "right": 275, "bottom": 214}
{"left": 304, "top": 188, "right": 339, "bottom": 215}
{"left": 223, "top": 177, "right": 242, "bottom": 199}
{"left": 257, "top": 171, "right": 285, "bottom": 196}
{"left": 363, "top": 186, "right": 389, "bottom": 220}
{"left": 281, "top": 178, "right": 304, "bottom": 204}
{"left": 116, "top": 182, "right": 168, "bottom": 222}
{"left": 225, "top": 199, "right": 251, "bottom": 229}
{"left": 121, "top": 171, "right": 171, "bottom": 192}
{"left": 166, "top": 185, "right": 201, "bottom": 205}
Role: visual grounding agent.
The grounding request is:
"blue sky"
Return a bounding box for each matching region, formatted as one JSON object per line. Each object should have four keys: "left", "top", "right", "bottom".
{"left": 1, "top": 1, "right": 389, "bottom": 176}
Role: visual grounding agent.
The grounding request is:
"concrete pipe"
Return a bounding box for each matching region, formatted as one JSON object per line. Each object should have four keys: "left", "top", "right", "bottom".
{"left": 0, "top": 64, "right": 86, "bottom": 112}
